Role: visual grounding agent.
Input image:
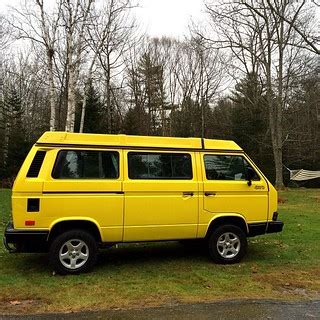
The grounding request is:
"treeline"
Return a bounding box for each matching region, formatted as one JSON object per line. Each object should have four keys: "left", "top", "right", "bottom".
{"left": 0, "top": 0, "right": 319, "bottom": 187}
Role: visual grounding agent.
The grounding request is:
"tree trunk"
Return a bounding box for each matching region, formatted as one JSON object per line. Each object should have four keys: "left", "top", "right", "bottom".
{"left": 106, "top": 81, "right": 112, "bottom": 134}
{"left": 106, "top": 54, "right": 112, "bottom": 133}
{"left": 65, "top": 66, "right": 76, "bottom": 132}
{"left": 47, "top": 52, "right": 56, "bottom": 131}
{"left": 65, "top": 26, "right": 75, "bottom": 133}
{"left": 79, "top": 92, "right": 87, "bottom": 133}
{"left": 79, "top": 57, "right": 96, "bottom": 133}
{"left": 274, "top": 9, "right": 285, "bottom": 189}
{"left": 267, "top": 79, "right": 284, "bottom": 189}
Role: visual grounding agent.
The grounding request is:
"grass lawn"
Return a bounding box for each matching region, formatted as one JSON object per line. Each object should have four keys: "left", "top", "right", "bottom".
{"left": 0, "top": 188, "right": 319, "bottom": 314}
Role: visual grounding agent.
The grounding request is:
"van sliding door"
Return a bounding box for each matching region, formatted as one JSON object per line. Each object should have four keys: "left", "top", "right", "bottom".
{"left": 123, "top": 151, "right": 199, "bottom": 241}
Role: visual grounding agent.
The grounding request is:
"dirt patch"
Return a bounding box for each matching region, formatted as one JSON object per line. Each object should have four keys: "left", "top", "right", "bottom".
{"left": 310, "top": 195, "right": 320, "bottom": 202}
{"left": 254, "top": 269, "right": 320, "bottom": 299}
{"left": 0, "top": 299, "right": 44, "bottom": 314}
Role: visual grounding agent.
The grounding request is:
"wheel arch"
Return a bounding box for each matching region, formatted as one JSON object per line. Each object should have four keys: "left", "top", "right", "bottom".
{"left": 205, "top": 214, "right": 248, "bottom": 239}
{"left": 48, "top": 218, "right": 102, "bottom": 243}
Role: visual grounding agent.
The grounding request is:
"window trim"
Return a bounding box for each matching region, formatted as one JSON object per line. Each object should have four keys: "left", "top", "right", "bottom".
{"left": 127, "top": 151, "right": 193, "bottom": 180}
{"left": 203, "top": 153, "right": 261, "bottom": 182}
{"left": 51, "top": 149, "right": 120, "bottom": 180}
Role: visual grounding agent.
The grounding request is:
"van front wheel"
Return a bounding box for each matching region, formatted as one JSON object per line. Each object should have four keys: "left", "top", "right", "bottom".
{"left": 208, "top": 225, "right": 247, "bottom": 264}
{"left": 49, "top": 230, "right": 98, "bottom": 275}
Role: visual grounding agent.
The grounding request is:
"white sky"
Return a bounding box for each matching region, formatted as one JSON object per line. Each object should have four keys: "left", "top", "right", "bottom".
{"left": 0, "top": 0, "right": 205, "bottom": 38}
{"left": 136, "top": 0, "right": 204, "bottom": 38}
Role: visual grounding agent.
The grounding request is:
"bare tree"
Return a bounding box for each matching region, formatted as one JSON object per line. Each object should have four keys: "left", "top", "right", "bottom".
{"left": 267, "top": 0, "right": 319, "bottom": 55}
{"left": 91, "top": 0, "right": 137, "bottom": 133}
{"left": 202, "top": 0, "right": 319, "bottom": 187}
{"left": 9, "top": 0, "right": 62, "bottom": 131}
{"left": 61, "top": 0, "right": 95, "bottom": 132}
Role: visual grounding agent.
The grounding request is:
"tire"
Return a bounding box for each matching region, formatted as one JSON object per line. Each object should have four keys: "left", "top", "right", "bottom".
{"left": 49, "top": 229, "right": 98, "bottom": 275}
{"left": 208, "top": 224, "right": 247, "bottom": 264}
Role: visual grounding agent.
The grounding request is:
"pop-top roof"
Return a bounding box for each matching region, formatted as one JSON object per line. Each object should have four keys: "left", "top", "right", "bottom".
{"left": 37, "top": 132, "right": 242, "bottom": 151}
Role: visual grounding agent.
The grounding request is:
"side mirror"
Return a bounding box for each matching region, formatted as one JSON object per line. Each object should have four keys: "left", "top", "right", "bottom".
{"left": 246, "top": 167, "right": 255, "bottom": 186}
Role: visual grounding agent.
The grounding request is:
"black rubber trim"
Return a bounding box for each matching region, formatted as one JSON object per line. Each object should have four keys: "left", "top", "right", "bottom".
{"left": 4, "top": 222, "right": 49, "bottom": 253}
{"left": 266, "top": 221, "right": 284, "bottom": 234}
{"left": 248, "top": 221, "right": 284, "bottom": 237}
{"left": 35, "top": 142, "right": 242, "bottom": 153}
{"left": 248, "top": 223, "right": 267, "bottom": 237}
{"left": 42, "top": 191, "right": 124, "bottom": 194}
{"left": 272, "top": 212, "right": 278, "bottom": 221}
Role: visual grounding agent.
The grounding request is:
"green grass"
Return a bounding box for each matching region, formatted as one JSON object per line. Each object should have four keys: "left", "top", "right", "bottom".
{"left": 0, "top": 188, "right": 319, "bottom": 314}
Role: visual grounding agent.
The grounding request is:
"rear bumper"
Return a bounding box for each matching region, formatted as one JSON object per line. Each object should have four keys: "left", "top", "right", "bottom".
{"left": 3, "top": 222, "right": 49, "bottom": 253}
{"left": 248, "top": 221, "right": 284, "bottom": 237}
{"left": 266, "top": 221, "right": 284, "bottom": 234}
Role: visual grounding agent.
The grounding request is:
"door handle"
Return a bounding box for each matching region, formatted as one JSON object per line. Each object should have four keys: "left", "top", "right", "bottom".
{"left": 205, "top": 192, "right": 216, "bottom": 197}
{"left": 183, "top": 192, "right": 194, "bottom": 197}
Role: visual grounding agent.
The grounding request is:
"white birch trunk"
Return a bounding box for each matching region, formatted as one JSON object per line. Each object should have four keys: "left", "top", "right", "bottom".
{"left": 79, "top": 55, "right": 97, "bottom": 133}
{"left": 65, "top": 67, "right": 76, "bottom": 132}
{"left": 47, "top": 53, "right": 56, "bottom": 131}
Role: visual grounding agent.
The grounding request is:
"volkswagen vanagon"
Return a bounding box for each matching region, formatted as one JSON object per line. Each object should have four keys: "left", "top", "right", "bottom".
{"left": 4, "top": 132, "right": 283, "bottom": 274}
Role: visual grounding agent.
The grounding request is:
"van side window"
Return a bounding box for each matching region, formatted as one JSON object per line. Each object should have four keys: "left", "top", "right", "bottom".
{"left": 204, "top": 155, "right": 259, "bottom": 181}
{"left": 128, "top": 152, "right": 192, "bottom": 180}
{"left": 52, "top": 150, "right": 119, "bottom": 179}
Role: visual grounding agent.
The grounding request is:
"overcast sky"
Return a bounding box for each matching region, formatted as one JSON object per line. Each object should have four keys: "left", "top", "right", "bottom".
{"left": 136, "top": 0, "right": 204, "bottom": 38}
{"left": 0, "top": 0, "right": 205, "bottom": 38}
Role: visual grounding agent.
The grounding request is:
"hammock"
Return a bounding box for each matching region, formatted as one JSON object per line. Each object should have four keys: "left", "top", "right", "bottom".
{"left": 284, "top": 166, "right": 320, "bottom": 181}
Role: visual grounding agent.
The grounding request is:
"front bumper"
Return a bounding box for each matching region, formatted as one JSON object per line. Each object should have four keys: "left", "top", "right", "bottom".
{"left": 248, "top": 221, "right": 284, "bottom": 237}
{"left": 4, "top": 222, "right": 49, "bottom": 253}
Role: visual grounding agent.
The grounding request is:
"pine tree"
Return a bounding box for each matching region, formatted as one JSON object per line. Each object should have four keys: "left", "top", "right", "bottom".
{"left": 0, "top": 96, "right": 6, "bottom": 179}
{"left": 171, "top": 98, "right": 201, "bottom": 137}
{"left": 5, "top": 87, "right": 28, "bottom": 178}
{"left": 81, "top": 81, "right": 104, "bottom": 134}
{"left": 230, "top": 72, "right": 273, "bottom": 178}
{"left": 136, "top": 52, "right": 169, "bottom": 135}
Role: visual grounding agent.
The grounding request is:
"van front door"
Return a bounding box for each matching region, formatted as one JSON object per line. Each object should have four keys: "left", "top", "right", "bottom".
{"left": 123, "top": 151, "right": 199, "bottom": 241}
{"left": 202, "top": 153, "right": 268, "bottom": 224}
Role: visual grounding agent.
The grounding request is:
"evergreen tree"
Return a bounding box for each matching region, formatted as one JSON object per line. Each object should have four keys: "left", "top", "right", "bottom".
{"left": 136, "top": 52, "right": 169, "bottom": 135}
{"left": 171, "top": 97, "right": 202, "bottom": 137}
{"left": 171, "top": 97, "right": 215, "bottom": 138}
{"left": 0, "top": 95, "right": 6, "bottom": 179}
{"left": 75, "top": 81, "right": 104, "bottom": 134}
{"left": 123, "top": 106, "right": 149, "bottom": 135}
{"left": 5, "top": 88, "right": 28, "bottom": 178}
{"left": 84, "top": 81, "right": 103, "bottom": 133}
{"left": 230, "top": 72, "right": 273, "bottom": 179}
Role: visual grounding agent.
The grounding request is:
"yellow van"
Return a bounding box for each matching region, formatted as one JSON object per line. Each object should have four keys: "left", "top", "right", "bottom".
{"left": 4, "top": 132, "right": 283, "bottom": 274}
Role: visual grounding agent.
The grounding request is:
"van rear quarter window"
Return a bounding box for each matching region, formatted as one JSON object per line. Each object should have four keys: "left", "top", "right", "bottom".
{"left": 26, "top": 150, "right": 46, "bottom": 177}
{"left": 52, "top": 150, "right": 119, "bottom": 179}
{"left": 128, "top": 152, "right": 192, "bottom": 180}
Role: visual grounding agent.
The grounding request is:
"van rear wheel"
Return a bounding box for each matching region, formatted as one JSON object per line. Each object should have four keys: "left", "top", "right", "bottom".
{"left": 208, "top": 225, "right": 247, "bottom": 264}
{"left": 49, "top": 229, "right": 98, "bottom": 275}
